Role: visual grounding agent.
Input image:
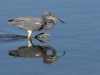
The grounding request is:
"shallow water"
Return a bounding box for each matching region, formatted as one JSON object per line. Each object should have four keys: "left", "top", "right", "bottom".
{"left": 0, "top": 0, "right": 100, "bottom": 75}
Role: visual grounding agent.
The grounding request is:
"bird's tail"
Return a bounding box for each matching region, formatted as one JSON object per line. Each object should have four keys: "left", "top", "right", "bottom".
{"left": 8, "top": 19, "right": 15, "bottom": 24}
{"left": 8, "top": 19, "right": 21, "bottom": 25}
{"left": 8, "top": 19, "right": 14, "bottom": 22}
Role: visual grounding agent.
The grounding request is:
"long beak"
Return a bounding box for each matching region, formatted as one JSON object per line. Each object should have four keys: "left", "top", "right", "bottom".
{"left": 50, "top": 14, "right": 65, "bottom": 24}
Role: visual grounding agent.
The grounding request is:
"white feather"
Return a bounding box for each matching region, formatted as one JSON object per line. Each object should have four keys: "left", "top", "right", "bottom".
{"left": 35, "top": 22, "right": 41, "bottom": 25}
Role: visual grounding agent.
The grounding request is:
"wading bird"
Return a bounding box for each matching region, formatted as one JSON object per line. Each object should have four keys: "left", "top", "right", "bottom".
{"left": 8, "top": 12, "right": 65, "bottom": 38}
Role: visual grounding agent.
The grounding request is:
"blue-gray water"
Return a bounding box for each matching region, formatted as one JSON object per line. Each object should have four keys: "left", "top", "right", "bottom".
{"left": 0, "top": 0, "right": 100, "bottom": 75}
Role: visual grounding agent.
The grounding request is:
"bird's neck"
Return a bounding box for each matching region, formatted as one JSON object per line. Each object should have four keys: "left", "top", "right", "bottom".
{"left": 43, "top": 19, "right": 56, "bottom": 30}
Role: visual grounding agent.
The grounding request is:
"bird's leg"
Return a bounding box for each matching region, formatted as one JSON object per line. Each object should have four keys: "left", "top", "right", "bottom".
{"left": 27, "top": 30, "right": 33, "bottom": 38}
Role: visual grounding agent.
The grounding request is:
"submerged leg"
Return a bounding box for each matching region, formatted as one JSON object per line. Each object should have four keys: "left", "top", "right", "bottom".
{"left": 27, "top": 30, "right": 33, "bottom": 38}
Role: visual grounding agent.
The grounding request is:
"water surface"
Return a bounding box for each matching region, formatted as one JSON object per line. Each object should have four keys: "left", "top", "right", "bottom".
{"left": 0, "top": 0, "right": 100, "bottom": 75}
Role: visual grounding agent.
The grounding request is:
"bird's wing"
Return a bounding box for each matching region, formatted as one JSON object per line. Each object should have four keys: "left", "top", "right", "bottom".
{"left": 8, "top": 17, "right": 45, "bottom": 31}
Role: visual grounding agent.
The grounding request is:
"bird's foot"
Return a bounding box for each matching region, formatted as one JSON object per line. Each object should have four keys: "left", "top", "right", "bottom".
{"left": 34, "top": 33, "right": 51, "bottom": 43}
{"left": 35, "top": 33, "right": 51, "bottom": 39}
{"left": 39, "top": 33, "right": 51, "bottom": 39}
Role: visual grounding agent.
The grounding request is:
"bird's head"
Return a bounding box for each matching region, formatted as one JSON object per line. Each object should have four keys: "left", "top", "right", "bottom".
{"left": 43, "top": 12, "right": 65, "bottom": 24}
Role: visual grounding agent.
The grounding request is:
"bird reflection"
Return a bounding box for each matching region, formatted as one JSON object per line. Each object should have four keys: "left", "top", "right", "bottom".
{"left": 9, "top": 38, "right": 65, "bottom": 64}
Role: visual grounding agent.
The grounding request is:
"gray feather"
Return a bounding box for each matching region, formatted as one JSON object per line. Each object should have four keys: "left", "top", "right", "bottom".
{"left": 8, "top": 17, "right": 45, "bottom": 31}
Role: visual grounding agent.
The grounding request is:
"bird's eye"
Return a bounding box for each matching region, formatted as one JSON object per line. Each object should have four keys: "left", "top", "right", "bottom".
{"left": 46, "top": 16, "right": 50, "bottom": 19}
